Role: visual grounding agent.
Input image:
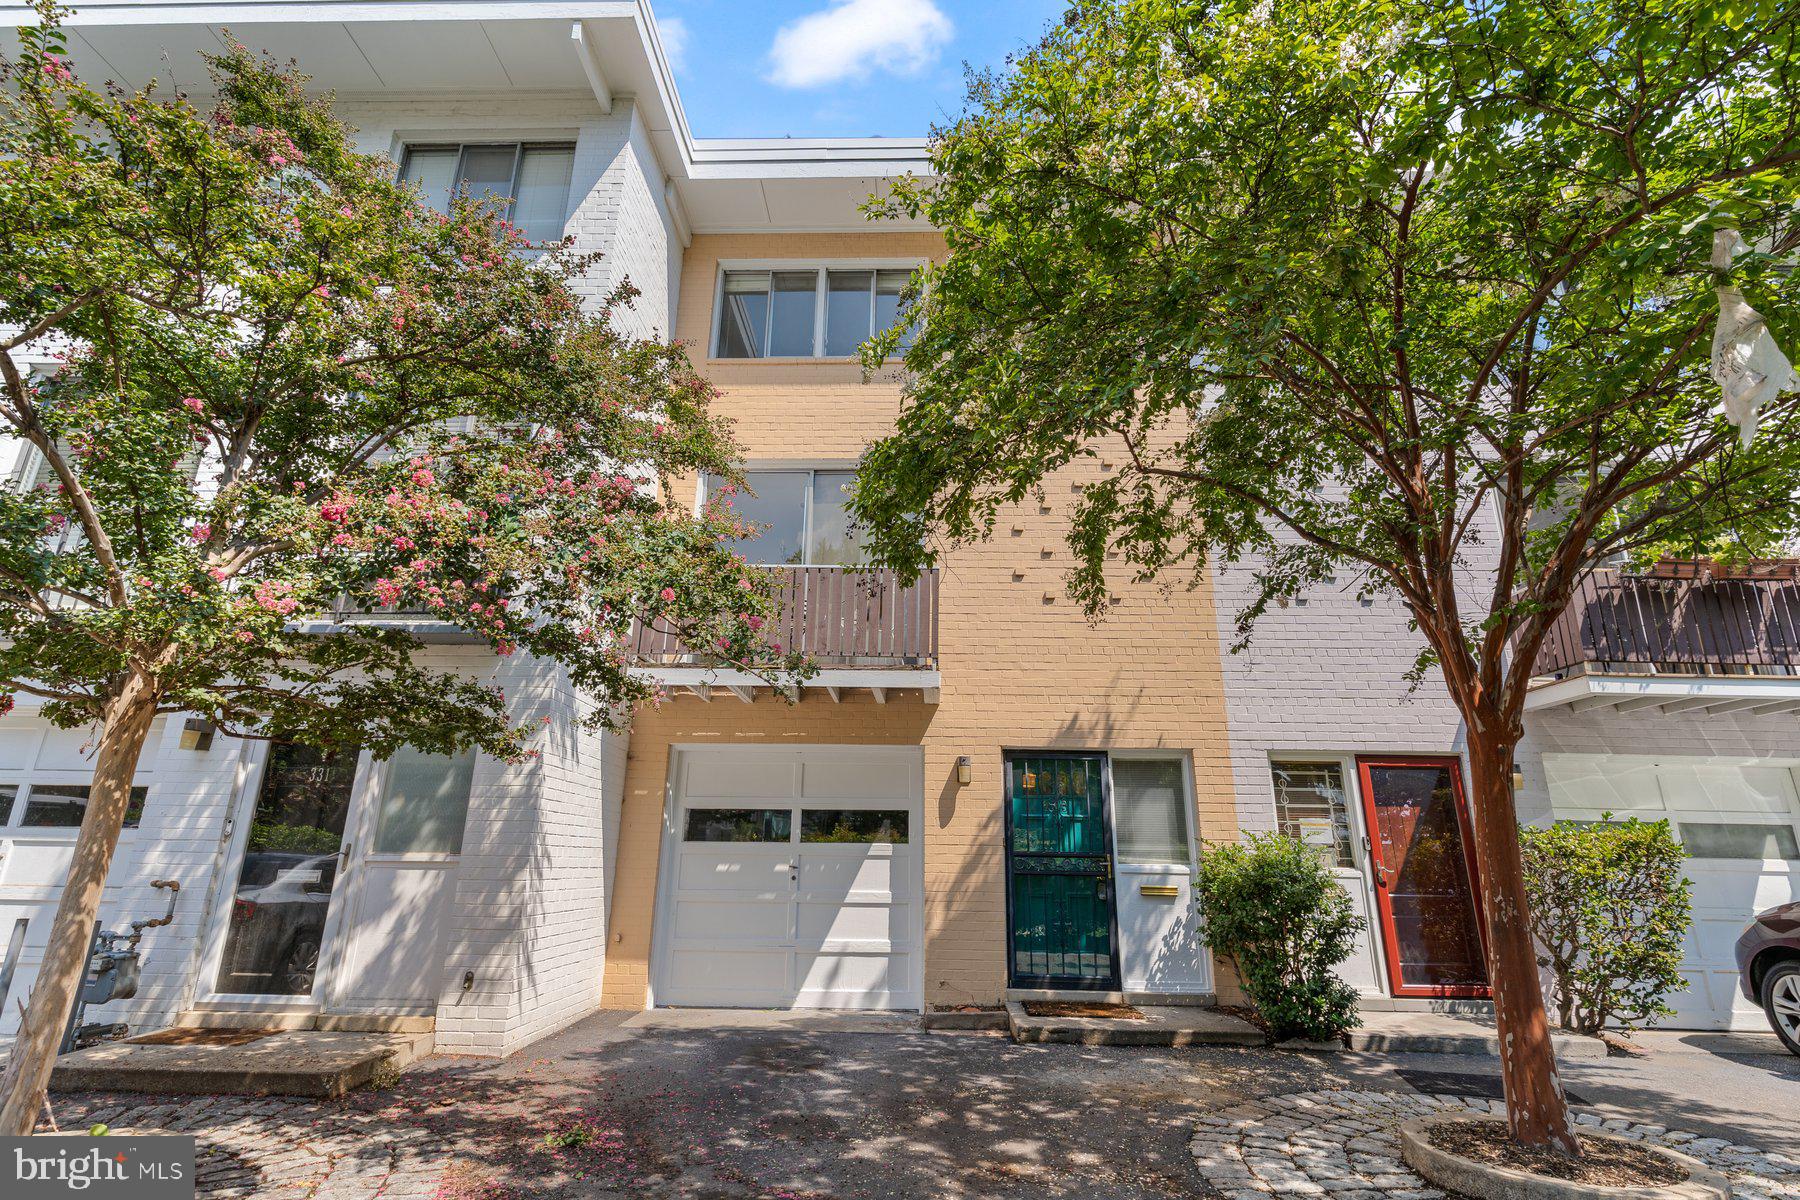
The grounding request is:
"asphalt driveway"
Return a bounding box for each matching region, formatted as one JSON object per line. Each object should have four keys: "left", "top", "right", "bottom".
{"left": 388, "top": 1011, "right": 1800, "bottom": 1200}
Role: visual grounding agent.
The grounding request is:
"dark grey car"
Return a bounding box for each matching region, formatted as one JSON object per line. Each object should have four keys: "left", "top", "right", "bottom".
{"left": 1736, "top": 901, "right": 1800, "bottom": 1056}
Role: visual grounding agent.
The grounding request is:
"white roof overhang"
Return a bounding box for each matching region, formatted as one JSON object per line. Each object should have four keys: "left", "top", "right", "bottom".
{"left": 1525, "top": 672, "right": 1800, "bottom": 717}
{"left": 0, "top": 1, "right": 936, "bottom": 233}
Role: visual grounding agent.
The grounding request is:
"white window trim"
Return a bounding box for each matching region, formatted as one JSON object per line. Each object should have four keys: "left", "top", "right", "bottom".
{"left": 709, "top": 260, "right": 924, "bottom": 362}
{"left": 1107, "top": 749, "right": 1200, "bottom": 872}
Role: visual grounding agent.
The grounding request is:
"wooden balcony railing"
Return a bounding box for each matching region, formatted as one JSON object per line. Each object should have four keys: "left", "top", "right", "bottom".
{"left": 630, "top": 566, "right": 940, "bottom": 669}
{"left": 1533, "top": 568, "right": 1800, "bottom": 678}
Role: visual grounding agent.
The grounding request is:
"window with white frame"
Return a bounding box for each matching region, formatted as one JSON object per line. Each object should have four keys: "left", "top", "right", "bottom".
{"left": 1270, "top": 760, "right": 1356, "bottom": 867}
{"left": 398, "top": 142, "right": 576, "bottom": 244}
{"left": 1111, "top": 758, "right": 1192, "bottom": 864}
{"left": 702, "top": 468, "right": 864, "bottom": 566}
{"left": 714, "top": 267, "right": 917, "bottom": 359}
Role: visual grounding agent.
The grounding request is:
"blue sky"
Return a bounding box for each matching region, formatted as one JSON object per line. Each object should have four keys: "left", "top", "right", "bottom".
{"left": 651, "top": 0, "right": 1064, "bottom": 139}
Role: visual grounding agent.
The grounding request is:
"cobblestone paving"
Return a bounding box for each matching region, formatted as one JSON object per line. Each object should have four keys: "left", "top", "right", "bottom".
{"left": 39, "top": 1092, "right": 451, "bottom": 1199}
{"left": 1190, "top": 1089, "right": 1800, "bottom": 1200}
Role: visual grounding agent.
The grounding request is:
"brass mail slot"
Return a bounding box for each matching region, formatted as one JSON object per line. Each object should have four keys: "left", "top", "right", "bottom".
{"left": 1139, "top": 884, "right": 1180, "bottom": 898}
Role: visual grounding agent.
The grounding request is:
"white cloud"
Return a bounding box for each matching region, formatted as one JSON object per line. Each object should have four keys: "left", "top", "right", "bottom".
{"left": 766, "top": 0, "right": 953, "bottom": 89}
{"left": 659, "top": 16, "right": 690, "bottom": 71}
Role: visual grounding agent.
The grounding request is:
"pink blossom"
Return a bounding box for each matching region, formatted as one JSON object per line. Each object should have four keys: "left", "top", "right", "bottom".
{"left": 660, "top": 587, "right": 676, "bottom": 603}
{"left": 181, "top": 396, "right": 205, "bottom": 414}
{"left": 190, "top": 523, "right": 211, "bottom": 543}
{"left": 411, "top": 468, "right": 435, "bottom": 488}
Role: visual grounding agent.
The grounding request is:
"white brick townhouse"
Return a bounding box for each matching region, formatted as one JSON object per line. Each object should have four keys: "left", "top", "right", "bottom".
{"left": 0, "top": 0, "right": 935, "bottom": 1056}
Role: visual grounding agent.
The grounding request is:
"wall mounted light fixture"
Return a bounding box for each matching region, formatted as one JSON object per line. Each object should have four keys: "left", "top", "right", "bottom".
{"left": 956, "top": 756, "right": 972, "bottom": 786}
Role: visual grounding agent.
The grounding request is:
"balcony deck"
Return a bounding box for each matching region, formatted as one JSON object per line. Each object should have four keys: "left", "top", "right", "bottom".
{"left": 631, "top": 565, "right": 938, "bottom": 664}
{"left": 1527, "top": 568, "right": 1800, "bottom": 715}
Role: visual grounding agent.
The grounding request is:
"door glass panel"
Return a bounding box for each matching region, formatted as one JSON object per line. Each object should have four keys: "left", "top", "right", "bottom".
{"left": 1363, "top": 762, "right": 1487, "bottom": 992}
{"left": 807, "top": 471, "right": 864, "bottom": 565}
{"left": 684, "top": 808, "right": 792, "bottom": 842}
{"left": 801, "top": 809, "right": 908, "bottom": 843}
{"left": 373, "top": 746, "right": 475, "bottom": 855}
{"left": 711, "top": 471, "right": 808, "bottom": 564}
{"left": 19, "top": 784, "right": 147, "bottom": 829}
{"left": 1112, "top": 759, "right": 1189, "bottom": 864}
{"left": 824, "top": 270, "right": 874, "bottom": 356}
{"left": 1272, "top": 761, "right": 1355, "bottom": 867}
{"left": 214, "top": 743, "right": 358, "bottom": 996}
{"left": 767, "top": 271, "right": 819, "bottom": 356}
{"left": 1007, "top": 754, "right": 1115, "bottom": 985}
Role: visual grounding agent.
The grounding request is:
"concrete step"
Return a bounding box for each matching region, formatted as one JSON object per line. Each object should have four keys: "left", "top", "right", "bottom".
{"left": 1005, "top": 988, "right": 1217, "bottom": 1008}
{"left": 1005, "top": 1001, "right": 1264, "bottom": 1047}
{"left": 173, "top": 1009, "right": 435, "bottom": 1034}
{"left": 51, "top": 1027, "right": 434, "bottom": 1098}
{"left": 1346, "top": 1012, "right": 1606, "bottom": 1059}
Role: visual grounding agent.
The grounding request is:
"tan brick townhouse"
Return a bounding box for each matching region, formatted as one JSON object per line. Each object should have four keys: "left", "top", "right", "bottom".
{"left": 3, "top": 2, "right": 1794, "bottom": 1056}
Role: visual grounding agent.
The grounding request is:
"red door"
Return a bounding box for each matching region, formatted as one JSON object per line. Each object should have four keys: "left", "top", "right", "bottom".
{"left": 1356, "top": 756, "right": 1490, "bottom": 998}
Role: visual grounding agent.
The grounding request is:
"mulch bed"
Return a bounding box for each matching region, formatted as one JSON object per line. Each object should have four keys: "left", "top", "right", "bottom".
{"left": 1426, "top": 1120, "right": 1688, "bottom": 1187}
{"left": 1020, "top": 1001, "right": 1146, "bottom": 1020}
{"left": 128, "top": 1027, "right": 278, "bottom": 1047}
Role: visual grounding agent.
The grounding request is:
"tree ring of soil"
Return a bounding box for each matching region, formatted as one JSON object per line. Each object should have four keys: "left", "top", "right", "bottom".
{"left": 1398, "top": 1114, "right": 1733, "bottom": 1200}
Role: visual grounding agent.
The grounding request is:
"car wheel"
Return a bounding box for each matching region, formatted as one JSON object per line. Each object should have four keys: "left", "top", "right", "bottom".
{"left": 1761, "top": 959, "right": 1800, "bottom": 1056}
{"left": 280, "top": 934, "right": 320, "bottom": 995}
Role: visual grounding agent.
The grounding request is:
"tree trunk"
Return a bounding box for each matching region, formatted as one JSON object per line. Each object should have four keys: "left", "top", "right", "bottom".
{"left": 0, "top": 667, "right": 162, "bottom": 1136}
{"left": 1466, "top": 729, "right": 1580, "bottom": 1153}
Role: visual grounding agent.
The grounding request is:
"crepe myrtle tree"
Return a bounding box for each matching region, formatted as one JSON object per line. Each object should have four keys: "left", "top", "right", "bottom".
{"left": 853, "top": 0, "right": 1800, "bottom": 1152}
{"left": 0, "top": 6, "right": 802, "bottom": 1134}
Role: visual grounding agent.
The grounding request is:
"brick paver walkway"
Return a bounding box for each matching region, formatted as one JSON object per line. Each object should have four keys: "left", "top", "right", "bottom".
{"left": 40, "top": 1092, "right": 452, "bottom": 1198}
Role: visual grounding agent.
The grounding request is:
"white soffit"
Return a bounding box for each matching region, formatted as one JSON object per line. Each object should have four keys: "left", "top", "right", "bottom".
{"left": 0, "top": 1, "right": 936, "bottom": 233}
{"left": 1526, "top": 672, "right": 1800, "bottom": 716}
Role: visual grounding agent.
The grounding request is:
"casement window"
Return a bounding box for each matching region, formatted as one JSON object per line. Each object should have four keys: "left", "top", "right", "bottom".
{"left": 1111, "top": 758, "right": 1192, "bottom": 865}
{"left": 398, "top": 142, "right": 576, "bottom": 244}
{"left": 1270, "top": 759, "right": 1356, "bottom": 867}
{"left": 713, "top": 267, "right": 917, "bottom": 359}
{"left": 702, "top": 468, "right": 864, "bottom": 566}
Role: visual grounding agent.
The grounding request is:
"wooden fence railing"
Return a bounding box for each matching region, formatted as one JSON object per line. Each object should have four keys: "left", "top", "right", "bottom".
{"left": 629, "top": 566, "right": 940, "bottom": 669}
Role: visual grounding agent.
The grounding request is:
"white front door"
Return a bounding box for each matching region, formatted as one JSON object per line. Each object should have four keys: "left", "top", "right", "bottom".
{"left": 1544, "top": 753, "right": 1800, "bottom": 1030}
{"left": 322, "top": 746, "right": 471, "bottom": 1014}
{"left": 653, "top": 746, "right": 923, "bottom": 1010}
{"left": 200, "top": 741, "right": 472, "bottom": 1013}
{"left": 199, "top": 741, "right": 367, "bottom": 1005}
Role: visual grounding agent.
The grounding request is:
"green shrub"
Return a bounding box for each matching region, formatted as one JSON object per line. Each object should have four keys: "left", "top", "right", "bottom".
{"left": 1519, "top": 816, "right": 1693, "bottom": 1034}
{"left": 1195, "top": 832, "right": 1365, "bottom": 1041}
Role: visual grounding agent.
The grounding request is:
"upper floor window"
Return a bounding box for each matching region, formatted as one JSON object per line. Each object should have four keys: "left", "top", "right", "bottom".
{"left": 703, "top": 469, "right": 864, "bottom": 566}
{"left": 398, "top": 142, "right": 575, "bottom": 244}
{"left": 714, "top": 267, "right": 916, "bottom": 359}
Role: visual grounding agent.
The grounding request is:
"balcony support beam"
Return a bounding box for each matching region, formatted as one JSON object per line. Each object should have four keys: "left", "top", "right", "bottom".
{"left": 870, "top": 687, "right": 888, "bottom": 704}
{"left": 726, "top": 685, "right": 755, "bottom": 704}
{"left": 825, "top": 686, "right": 842, "bottom": 703}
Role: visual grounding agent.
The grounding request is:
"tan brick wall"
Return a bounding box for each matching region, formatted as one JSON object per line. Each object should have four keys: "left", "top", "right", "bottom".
{"left": 602, "top": 231, "right": 1241, "bottom": 1010}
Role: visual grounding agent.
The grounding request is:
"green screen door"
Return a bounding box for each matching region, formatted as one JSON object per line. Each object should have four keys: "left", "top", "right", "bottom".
{"left": 1005, "top": 753, "right": 1120, "bottom": 988}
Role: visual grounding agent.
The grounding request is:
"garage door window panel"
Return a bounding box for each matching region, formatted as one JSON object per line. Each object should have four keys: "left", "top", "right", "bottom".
{"left": 684, "top": 808, "right": 793, "bottom": 843}
{"left": 18, "top": 784, "right": 148, "bottom": 828}
{"left": 801, "top": 809, "right": 908, "bottom": 843}
{"left": 1679, "top": 822, "right": 1800, "bottom": 861}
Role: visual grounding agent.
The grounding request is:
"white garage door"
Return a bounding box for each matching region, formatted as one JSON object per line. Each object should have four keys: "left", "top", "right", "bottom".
{"left": 653, "top": 747, "right": 923, "bottom": 1010}
{"left": 1545, "top": 753, "right": 1800, "bottom": 1031}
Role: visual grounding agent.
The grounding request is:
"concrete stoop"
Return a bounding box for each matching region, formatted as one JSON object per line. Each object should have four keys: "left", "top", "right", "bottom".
{"left": 1346, "top": 1011, "right": 1608, "bottom": 1059}
{"left": 1003, "top": 1001, "right": 1265, "bottom": 1047}
{"left": 49, "top": 1026, "right": 435, "bottom": 1098}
